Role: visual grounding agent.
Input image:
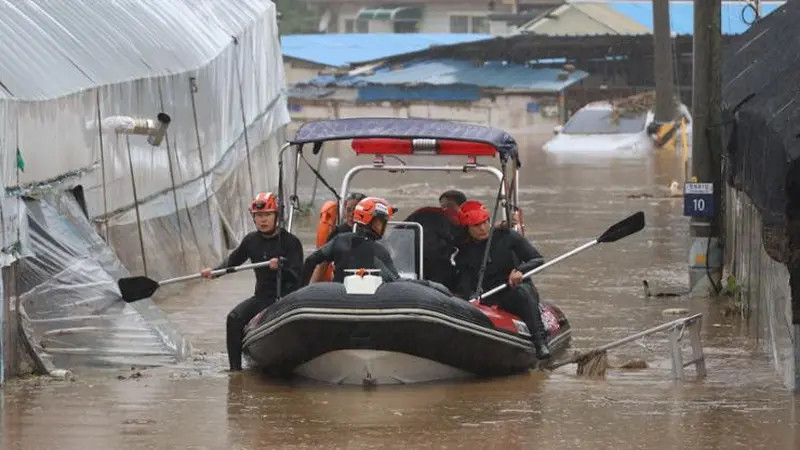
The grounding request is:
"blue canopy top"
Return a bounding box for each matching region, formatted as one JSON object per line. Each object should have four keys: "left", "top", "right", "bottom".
{"left": 290, "top": 118, "right": 519, "bottom": 160}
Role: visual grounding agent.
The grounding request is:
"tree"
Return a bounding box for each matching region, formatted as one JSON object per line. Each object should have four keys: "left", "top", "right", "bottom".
{"left": 274, "top": 0, "right": 321, "bottom": 35}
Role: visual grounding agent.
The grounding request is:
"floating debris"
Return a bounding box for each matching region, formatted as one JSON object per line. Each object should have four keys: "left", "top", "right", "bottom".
{"left": 610, "top": 91, "right": 678, "bottom": 122}
{"left": 643, "top": 280, "right": 690, "bottom": 298}
{"left": 618, "top": 359, "right": 649, "bottom": 370}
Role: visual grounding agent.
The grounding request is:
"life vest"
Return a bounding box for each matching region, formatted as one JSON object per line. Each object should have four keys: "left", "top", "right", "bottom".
{"left": 315, "top": 200, "right": 338, "bottom": 282}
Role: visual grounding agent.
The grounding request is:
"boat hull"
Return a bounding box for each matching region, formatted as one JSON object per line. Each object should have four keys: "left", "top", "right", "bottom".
{"left": 242, "top": 281, "right": 571, "bottom": 385}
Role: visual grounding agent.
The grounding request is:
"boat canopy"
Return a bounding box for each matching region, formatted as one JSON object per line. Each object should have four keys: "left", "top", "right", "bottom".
{"left": 289, "top": 117, "right": 519, "bottom": 161}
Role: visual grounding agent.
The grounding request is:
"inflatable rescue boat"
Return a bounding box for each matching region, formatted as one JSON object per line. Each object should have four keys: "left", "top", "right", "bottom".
{"left": 241, "top": 117, "right": 573, "bottom": 385}
{"left": 242, "top": 274, "right": 570, "bottom": 385}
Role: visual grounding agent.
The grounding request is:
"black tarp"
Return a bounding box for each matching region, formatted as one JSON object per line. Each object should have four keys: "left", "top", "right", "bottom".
{"left": 721, "top": 1, "right": 800, "bottom": 321}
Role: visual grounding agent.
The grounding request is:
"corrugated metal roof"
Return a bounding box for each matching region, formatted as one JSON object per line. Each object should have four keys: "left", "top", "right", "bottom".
{"left": 0, "top": 0, "right": 272, "bottom": 101}
{"left": 280, "top": 33, "right": 494, "bottom": 68}
{"left": 307, "top": 59, "right": 589, "bottom": 93}
{"left": 599, "top": 1, "right": 786, "bottom": 35}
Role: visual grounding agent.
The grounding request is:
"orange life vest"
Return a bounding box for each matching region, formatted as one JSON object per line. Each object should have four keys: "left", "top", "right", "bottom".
{"left": 315, "top": 200, "right": 338, "bottom": 282}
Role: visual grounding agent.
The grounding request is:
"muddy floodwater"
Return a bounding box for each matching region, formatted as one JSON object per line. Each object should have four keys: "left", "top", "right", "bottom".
{"left": 2, "top": 135, "right": 798, "bottom": 449}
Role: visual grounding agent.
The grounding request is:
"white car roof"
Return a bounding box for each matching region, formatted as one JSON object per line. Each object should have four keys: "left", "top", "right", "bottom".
{"left": 579, "top": 102, "right": 615, "bottom": 111}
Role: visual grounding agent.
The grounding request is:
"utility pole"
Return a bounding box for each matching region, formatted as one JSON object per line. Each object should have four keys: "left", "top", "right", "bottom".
{"left": 652, "top": 0, "right": 675, "bottom": 123}
{"left": 688, "top": 0, "right": 723, "bottom": 295}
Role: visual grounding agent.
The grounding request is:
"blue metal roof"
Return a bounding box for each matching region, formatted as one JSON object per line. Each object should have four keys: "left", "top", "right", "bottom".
{"left": 280, "top": 33, "right": 494, "bottom": 68}
{"left": 606, "top": 1, "right": 785, "bottom": 35}
{"left": 307, "top": 59, "right": 589, "bottom": 93}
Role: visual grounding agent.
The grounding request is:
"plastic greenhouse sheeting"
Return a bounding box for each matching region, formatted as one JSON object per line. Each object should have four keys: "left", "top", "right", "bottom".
{"left": 0, "top": 0, "right": 290, "bottom": 373}
{"left": 15, "top": 193, "right": 190, "bottom": 371}
{"left": 0, "top": 0, "right": 290, "bottom": 278}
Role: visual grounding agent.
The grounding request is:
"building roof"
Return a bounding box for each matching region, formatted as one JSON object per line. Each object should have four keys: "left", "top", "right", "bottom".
{"left": 0, "top": 0, "right": 274, "bottom": 101}
{"left": 305, "top": 58, "right": 589, "bottom": 93}
{"left": 280, "top": 33, "right": 494, "bottom": 68}
{"left": 586, "top": 0, "right": 785, "bottom": 35}
{"left": 521, "top": 3, "right": 650, "bottom": 35}
{"left": 722, "top": 1, "right": 798, "bottom": 160}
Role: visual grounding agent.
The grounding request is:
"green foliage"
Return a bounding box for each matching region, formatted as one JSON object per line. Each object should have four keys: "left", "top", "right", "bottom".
{"left": 274, "top": 0, "right": 321, "bottom": 35}
{"left": 720, "top": 274, "right": 742, "bottom": 297}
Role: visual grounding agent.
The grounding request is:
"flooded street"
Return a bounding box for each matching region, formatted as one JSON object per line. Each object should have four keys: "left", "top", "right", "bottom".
{"left": 2, "top": 135, "right": 798, "bottom": 449}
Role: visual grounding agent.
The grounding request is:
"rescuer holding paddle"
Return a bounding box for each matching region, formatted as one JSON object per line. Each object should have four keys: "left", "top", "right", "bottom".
{"left": 200, "top": 192, "right": 304, "bottom": 371}
{"left": 453, "top": 200, "right": 551, "bottom": 360}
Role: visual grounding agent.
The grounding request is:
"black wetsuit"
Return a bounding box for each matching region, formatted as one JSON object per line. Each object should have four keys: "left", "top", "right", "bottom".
{"left": 404, "top": 208, "right": 463, "bottom": 290}
{"left": 215, "top": 228, "right": 304, "bottom": 370}
{"left": 453, "top": 228, "right": 550, "bottom": 359}
{"left": 326, "top": 222, "right": 353, "bottom": 243}
{"left": 301, "top": 230, "right": 400, "bottom": 284}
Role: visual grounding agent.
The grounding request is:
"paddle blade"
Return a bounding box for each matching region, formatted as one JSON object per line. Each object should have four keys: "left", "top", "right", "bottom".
{"left": 597, "top": 211, "right": 646, "bottom": 243}
{"left": 118, "top": 276, "right": 160, "bottom": 303}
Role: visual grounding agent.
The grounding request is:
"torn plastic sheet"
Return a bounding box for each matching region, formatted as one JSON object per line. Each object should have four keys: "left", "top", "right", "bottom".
{"left": 16, "top": 193, "right": 190, "bottom": 372}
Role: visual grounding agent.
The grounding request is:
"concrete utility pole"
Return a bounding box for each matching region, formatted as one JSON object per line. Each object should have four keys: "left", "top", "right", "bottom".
{"left": 689, "top": 0, "right": 724, "bottom": 295}
{"left": 652, "top": 0, "right": 675, "bottom": 123}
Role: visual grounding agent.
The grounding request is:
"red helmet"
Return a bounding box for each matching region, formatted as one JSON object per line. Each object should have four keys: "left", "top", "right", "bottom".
{"left": 458, "top": 200, "right": 490, "bottom": 226}
{"left": 250, "top": 192, "right": 279, "bottom": 214}
{"left": 353, "top": 197, "right": 395, "bottom": 226}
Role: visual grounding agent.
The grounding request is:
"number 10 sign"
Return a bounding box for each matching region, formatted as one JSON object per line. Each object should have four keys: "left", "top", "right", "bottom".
{"left": 683, "top": 182, "right": 714, "bottom": 217}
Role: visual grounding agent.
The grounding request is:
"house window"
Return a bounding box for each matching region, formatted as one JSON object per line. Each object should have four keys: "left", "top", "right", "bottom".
{"left": 450, "top": 15, "right": 469, "bottom": 33}
{"left": 450, "top": 15, "right": 488, "bottom": 33}
{"left": 471, "top": 16, "right": 489, "bottom": 34}
{"left": 344, "top": 18, "right": 369, "bottom": 33}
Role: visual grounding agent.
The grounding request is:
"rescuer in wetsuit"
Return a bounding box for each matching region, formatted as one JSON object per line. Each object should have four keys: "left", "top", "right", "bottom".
{"left": 439, "top": 190, "right": 468, "bottom": 214}
{"left": 301, "top": 197, "right": 400, "bottom": 284}
{"left": 326, "top": 192, "right": 367, "bottom": 242}
{"left": 440, "top": 189, "right": 521, "bottom": 229}
{"left": 453, "top": 200, "right": 551, "bottom": 360}
{"left": 200, "top": 192, "right": 304, "bottom": 371}
{"left": 404, "top": 206, "right": 462, "bottom": 290}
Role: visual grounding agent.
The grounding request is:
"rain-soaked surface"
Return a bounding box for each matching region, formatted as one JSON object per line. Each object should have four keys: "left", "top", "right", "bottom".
{"left": 2, "top": 134, "right": 798, "bottom": 449}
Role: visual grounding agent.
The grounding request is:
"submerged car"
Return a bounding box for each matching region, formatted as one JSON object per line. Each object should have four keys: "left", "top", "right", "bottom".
{"left": 543, "top": 101, "right": 691, "bottom": 157}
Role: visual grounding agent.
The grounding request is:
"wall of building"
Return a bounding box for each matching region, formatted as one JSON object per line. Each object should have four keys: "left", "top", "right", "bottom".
{"left": 335, "top": 3, "right": 505, "bottom": 33}
{"left": 724, "top": 185, "right": 796, "bottom": 390}
{"left": 284, "top": 60, "right": 331, "bottom": 85}
{"left": 288, "top": 88, "right": 562, "bottom": 133}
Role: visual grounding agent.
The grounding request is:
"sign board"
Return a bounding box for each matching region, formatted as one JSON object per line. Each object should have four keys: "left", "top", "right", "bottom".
{"left": 683, "top": 182, "right": 714, "bottom": 217}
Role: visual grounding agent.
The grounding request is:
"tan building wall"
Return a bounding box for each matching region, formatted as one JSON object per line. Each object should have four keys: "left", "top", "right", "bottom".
{"left": 288, "top": 88, "right": 563, "bottom": 134}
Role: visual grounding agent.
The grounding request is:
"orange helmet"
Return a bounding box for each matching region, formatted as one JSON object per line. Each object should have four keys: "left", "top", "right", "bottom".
{"left": 458, "top": 200, "right": 490, "bottom": 226}
{"left": 353, "top": 197, "right": 395, "bottom": 226}
{"left": 250, "top": 192, "right": 279, "bottom": 214}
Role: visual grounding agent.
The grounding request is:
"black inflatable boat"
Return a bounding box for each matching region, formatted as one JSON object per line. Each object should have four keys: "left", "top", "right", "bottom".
{"left": 242, "top": 279, "right": 571, "bottom": 385}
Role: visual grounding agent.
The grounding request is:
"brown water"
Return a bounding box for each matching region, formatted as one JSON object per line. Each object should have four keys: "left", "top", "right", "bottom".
{"left": 2, "top": 135, "right": 798, "bottom": 449}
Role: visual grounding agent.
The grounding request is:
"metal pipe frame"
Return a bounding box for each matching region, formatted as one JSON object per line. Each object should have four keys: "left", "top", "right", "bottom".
{"left": 338, "top": 164, "right": 510, "bottom": 224}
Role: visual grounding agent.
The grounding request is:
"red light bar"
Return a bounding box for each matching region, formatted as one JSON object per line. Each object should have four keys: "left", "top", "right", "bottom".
{"left": 352, "top": 138, "right": 413, "bottom": 155}
{"left": 351, "top": 138, "right": 496, "bottom": 157}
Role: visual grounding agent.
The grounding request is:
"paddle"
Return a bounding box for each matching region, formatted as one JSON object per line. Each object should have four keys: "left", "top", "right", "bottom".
{"left": 117, "top": 260, "right": 274, "bottom": 303}
{"left": 473, "top": 211, "right": 646, "bottom": 303}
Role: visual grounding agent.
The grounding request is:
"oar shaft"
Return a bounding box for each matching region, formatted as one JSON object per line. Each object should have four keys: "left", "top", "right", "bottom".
{"left": 157, "top": 260, "right": 273, "bottom": 287}
{"left": 479, "top": 240, "right": 599, "bottom": 301}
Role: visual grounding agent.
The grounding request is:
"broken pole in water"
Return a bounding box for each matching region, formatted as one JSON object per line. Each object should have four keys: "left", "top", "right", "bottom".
{"left": 687, "top": 0, "right": 724, "bottom": 295}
